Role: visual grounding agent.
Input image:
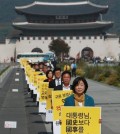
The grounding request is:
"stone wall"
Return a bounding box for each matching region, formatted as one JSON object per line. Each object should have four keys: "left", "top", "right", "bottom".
{"left": 0, "top": 36, "right": 120, "bottom": 62}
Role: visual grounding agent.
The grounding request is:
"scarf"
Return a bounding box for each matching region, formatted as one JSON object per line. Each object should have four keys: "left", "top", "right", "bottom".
{"left": 74, "top": 93, "right": 85, "bottom": 106}
{"left": 48, "top": 78, "right": 53, "bottom": 82}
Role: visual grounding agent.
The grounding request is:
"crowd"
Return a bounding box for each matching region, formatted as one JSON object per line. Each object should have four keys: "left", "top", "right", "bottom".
{"left": 25, "top": 60, "right": 95, "bottom": 107}
{"left": 21, "top": 59, "right": 95, "bottom": 133}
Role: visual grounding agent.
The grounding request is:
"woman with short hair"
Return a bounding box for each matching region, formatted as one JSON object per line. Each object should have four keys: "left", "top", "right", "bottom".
{"left": 44, "top": 70, "right": 53, "bottom": 82}
{"left": 64, "top": 77, "right": 94, "bottom": 106}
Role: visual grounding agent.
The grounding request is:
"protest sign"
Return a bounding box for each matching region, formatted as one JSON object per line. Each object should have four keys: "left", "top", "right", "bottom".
{"left": 61, "top": 106, "right": 101, "bottom": 134}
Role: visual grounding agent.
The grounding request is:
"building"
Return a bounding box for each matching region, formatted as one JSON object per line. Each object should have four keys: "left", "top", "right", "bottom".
{"left": 0, "top": 1, "right": 120, "bottom": 62}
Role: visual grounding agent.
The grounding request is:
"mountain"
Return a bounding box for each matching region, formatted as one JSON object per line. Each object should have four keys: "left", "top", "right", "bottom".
{"left": 0, "top": 0, "right": 120, "bottom": 39}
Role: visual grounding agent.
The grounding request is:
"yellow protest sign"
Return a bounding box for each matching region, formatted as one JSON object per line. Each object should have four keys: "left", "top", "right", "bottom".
{"left": 52, "top": 90, "right": 73, "bottom": 121}
{"left": 20, "top": 59, "right": 28, "bottom": 66}
{"left": 28, "top": 71, "right": 39, "bottom": 84}
{"left": 37, "top": 75, "right": 47, "bottom": 88}
{"left": 29, "top": 70, "right": 34, "bottom": 76}
{"left": 46, "top": 88, "right": 53, "bottom": 110}
{"left": 25, "top": 66, "right": 31, "bottom": 73}
{"left": 29, "top": 72, "right": 35, "bottom": 83}
{"left": 61, "top": 107, "right": 101, "bottom": 134}
{"left": 33, "top": 72, "right": 41, "bottom": 86}
{"left": 39, "top": 82, "right": 49, "bottom": 102}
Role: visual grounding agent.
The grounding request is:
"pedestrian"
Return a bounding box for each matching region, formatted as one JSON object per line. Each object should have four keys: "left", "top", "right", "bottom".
{"left": 71, "top": 60, "right": 77, "bottom": 77}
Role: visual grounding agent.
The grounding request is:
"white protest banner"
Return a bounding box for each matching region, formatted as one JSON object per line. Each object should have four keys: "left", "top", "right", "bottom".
{"left": 38, "top": 102, "right": 46, "bottom": 113}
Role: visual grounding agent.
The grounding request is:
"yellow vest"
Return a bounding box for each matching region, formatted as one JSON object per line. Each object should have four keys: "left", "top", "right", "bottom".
{"left": 64, "top": 65, "right": 70, "bottom": 71}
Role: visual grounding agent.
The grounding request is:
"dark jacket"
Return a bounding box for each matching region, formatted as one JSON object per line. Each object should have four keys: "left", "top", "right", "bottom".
{"left": 49, "top": 78, "right": 62, "bottom": 88}
{"left": 54, "top": 84, "right": 72, "bottom": 91}
{"left": 44, "top": 79, "right": 53, "bottom": 82}
{"left": 49, "top": 79, "right": 56, "bottom": 88}
{"left": 44, "top": 79, "right": 49, "bottom": 82}
{"left": 64, "top": 94, "right": 95, "bottom": 106}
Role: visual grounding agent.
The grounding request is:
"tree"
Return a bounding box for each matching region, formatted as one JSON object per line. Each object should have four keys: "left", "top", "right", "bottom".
{"left": 49, "top": 39, "right": 70, "bottom": 59}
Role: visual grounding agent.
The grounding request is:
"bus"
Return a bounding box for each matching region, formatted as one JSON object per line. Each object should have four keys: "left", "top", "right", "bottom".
{"left": 45, "top": 52, "right": 56, "bottom": 61}
{"left": 16, "top": 52, "right": 52, "bottom": 63}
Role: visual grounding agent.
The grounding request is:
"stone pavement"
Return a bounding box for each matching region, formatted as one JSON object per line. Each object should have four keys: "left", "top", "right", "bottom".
{"left": 0, "top": 68, "right": 120, "bottom": 134}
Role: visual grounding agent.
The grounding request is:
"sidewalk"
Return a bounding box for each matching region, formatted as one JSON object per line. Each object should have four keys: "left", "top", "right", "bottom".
{"left": 87, "top": 79, "right": 120, "bottom": 134}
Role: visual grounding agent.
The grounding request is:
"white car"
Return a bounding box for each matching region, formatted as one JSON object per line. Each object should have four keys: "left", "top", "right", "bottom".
{"left": 104, "top": 57, "right": 115, "bottom": 63}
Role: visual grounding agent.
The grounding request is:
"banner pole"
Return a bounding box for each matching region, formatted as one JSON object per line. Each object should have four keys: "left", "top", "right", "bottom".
{"left": 10, "top": 128, "right": 12, "bottom": 134}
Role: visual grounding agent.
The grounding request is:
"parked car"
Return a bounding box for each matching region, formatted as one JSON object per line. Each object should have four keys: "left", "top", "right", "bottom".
{"left": 103, "top": 57, "right": 115, "bottom": 63}
{"left": 95, "top": 57, "right": 101, "bottom": 63}
{"left": 91, "top": 57, "right": 101, "bottom": 64}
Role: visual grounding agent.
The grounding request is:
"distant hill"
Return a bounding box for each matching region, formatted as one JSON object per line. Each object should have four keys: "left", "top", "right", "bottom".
{"left": 0, "top": 0, "right": 120, "bottom": 39}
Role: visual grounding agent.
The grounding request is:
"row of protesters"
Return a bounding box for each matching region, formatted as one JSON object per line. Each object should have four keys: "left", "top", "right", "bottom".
{"left": 45, "top": 67, "right": 72, "bottom": 91}
{"left": 25, "top": 61, "right": 94, "bottom": 134}
{"left": 28, "top": 61, "right": 94, "bottom": 107}
{"left": 44, "top": 68, "right": 72, "bottom": 91}
{"left": 47, "top": 67, "right": 94, "bottom": 106}
{"left": 47, "top": 68, "right": 72, "bottom": 132}
{"left": 31, "top": 62, "right": 52, "bottom": 74}
{"left": 28, "top": 62, "right": 53, "bottom": 102}
{"left": 45, "top": 68, "right": 94, "bottom": 132}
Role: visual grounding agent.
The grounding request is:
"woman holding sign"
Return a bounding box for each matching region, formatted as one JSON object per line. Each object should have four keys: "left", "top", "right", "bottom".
{"left": 64, "top": 77, "right": 94, "bottom": 106}
{"left": 44, "top": 70, "right": 53, "bottom": 82}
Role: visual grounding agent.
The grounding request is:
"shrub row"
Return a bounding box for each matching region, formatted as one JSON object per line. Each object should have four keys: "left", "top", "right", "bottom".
{"left": 58, "top": 60, "right": 120, "bottom": 88}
